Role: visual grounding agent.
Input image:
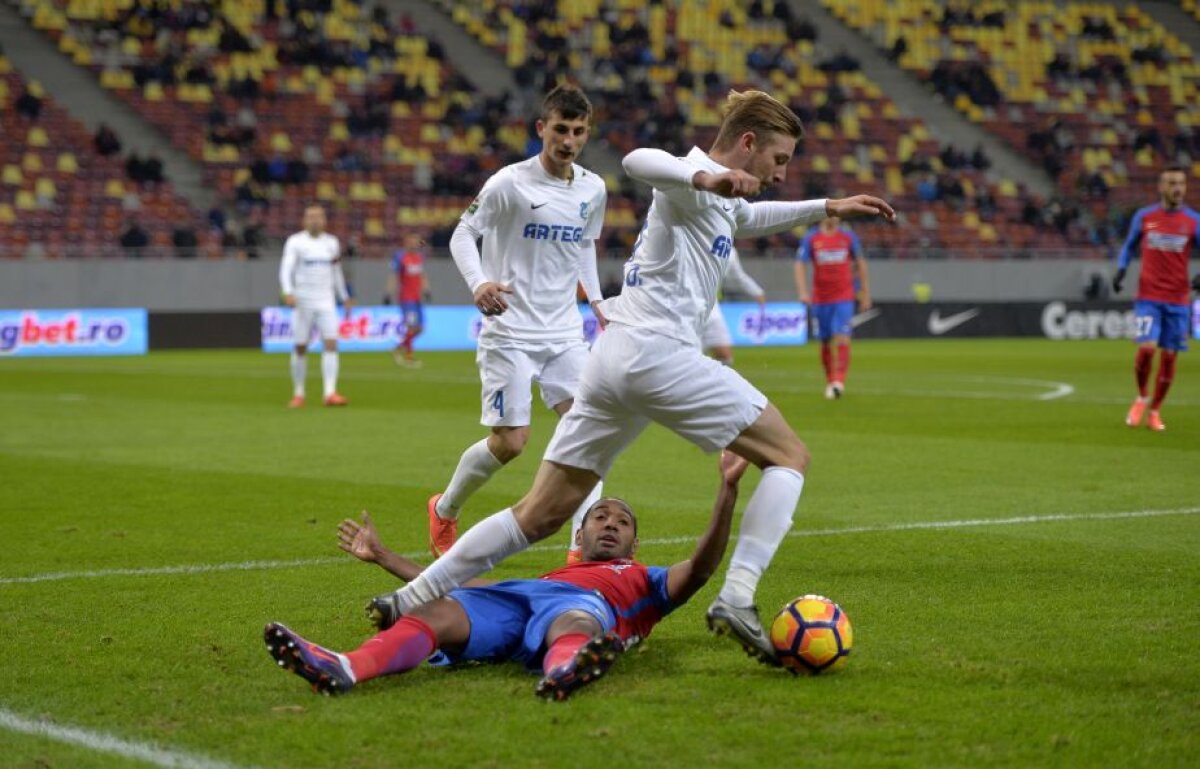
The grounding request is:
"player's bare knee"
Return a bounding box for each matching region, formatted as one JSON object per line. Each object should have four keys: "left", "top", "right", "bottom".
{"left": 546, "top": 610, "right": 603, "bottom": 640}
{"left": 488, "top": 428, "right": 528, "bottom": 463}
{"left": 323, "top": 340, "right": 338, "bottom": 352}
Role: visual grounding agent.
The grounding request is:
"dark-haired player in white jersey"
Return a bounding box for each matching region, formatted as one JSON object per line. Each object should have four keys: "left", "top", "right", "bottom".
{"left": 427, "top": 85, "right": 608, "bottom": 561}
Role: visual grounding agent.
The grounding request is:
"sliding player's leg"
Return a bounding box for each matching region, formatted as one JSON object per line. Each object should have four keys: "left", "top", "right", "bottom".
{"left": 535, "top": 610, "right": 623, "bottom": 701}
{"left": 265, "top": 598, "right": 469, "bottom": 695}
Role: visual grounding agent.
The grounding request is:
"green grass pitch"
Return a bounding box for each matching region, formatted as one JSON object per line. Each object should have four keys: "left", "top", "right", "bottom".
{"left": 0, "top": 339, "right": 1197, "bottom": 768}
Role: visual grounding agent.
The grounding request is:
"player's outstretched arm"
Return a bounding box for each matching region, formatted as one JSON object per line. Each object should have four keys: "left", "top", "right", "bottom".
{"left": 337, "top": 512, "right": 498, "bottom": 587}
{"left": 825, "top": 195, "right": 896, "bottom": 222}
{"left": 665, "top": 452, "right": 751, "bottom": 606}
{"left": 338, "top": 512, "right": 424, "bottom": 582}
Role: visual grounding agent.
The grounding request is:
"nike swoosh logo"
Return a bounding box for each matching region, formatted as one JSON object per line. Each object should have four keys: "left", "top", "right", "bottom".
{"left": 850, "top": 308, "right": 882, "bottom": 328}
{"left": 928, "top": 308, "right": 980, "bottom": 335}
{"left": 531, "top": 202, "right": 549, "bottom": 209}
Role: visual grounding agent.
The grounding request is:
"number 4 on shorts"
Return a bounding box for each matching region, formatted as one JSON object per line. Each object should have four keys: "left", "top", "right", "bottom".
{"left": 491, "top": 390, "right": 505, "bottom": 418}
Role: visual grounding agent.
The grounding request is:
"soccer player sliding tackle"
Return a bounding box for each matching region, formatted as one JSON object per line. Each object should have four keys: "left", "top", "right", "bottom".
{"left": 428, "top": 85, "right": 608, "bottom": 562}
{"left": 369, "top": 90, "right": 894, "bottom": 666}
{"left": 1112, "top": 165, "right": 1198, "bottom": 432}
{"left": 279, "top": 205, "right": 352, "bottom": 407}
{"left": 265, "top": 452, "right": 750, "bottom": 700}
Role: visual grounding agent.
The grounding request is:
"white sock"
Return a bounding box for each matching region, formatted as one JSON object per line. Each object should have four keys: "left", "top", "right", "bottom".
{"left": 436, "top": 438, "right": 505, "bottom": 519}
{"left": 567, "top": 481, "right": 603, "bottom": 553}
{"left": 719, "top": 466, "right": 805, "bottom": 608}
{"left": 394, "top": 507, "right": 529, "bottom": 612}
{"left": 290, "top": 352, "right": 306, "bottom": 397}
{"left": 321, "top": 350, "right": 339, "bottom": 398}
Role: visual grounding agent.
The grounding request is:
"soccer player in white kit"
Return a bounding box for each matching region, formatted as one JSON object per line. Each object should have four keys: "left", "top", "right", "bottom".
{"left": 702, "top": 247, "right": 765, "bottom": 365}
{"left": 426, "top": 85, "right": 608, "bottom": 561}
{"left": 279, "top": 205, "right": 351, "bottom": 408}
{"left": 371, "top": 91, "right": 894, "bottom": 665}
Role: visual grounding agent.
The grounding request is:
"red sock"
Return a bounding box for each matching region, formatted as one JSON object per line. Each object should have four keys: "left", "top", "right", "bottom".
{"left": 820, "top": 342, "right": 833, "bottom": 383}
{"left": 1134, "top": 347, "right": 1154, "bottom": 397}
{"left": 1151, "top": 349, "right": 1177, "bottom": 410}
{"left": 401, "top": 328, "right": 417, "bottom": 355}
{"left": 542, "top": 633, "right": 591, "bottom": 675}
{"left": 835, "top": 342, "right": 851, "bottom": 383}
{"left": 345, "top": 616, "right": 437, "bottom": 682}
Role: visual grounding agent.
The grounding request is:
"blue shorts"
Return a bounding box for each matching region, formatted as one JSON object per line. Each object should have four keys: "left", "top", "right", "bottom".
{"left": 401, "top": 302, "right": 424, "bottom": 328}
{"left": 1134, "top": 300, "right": 1189, "bottom": 351}
{"left": 812, "top": 300, "right": 855, "bottom": 341}
{"left": 431, "top": 580, "right": 615, "bottom": 670}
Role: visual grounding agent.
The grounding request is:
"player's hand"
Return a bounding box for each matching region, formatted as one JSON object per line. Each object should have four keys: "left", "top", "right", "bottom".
{"left": 591, "top": 300, "right": 609, "bottom": 330}
{"left": 283, "top": 294, "right": 296, "bottom": 308}
{"left": 343, "top": 298, "right": 355, "bottom": 319}
{"left": 826, "top": 195, "right": 896, "bottom": 223}
{"left": 1112, "top": 268, "right": 1126, "bottom": 294}
{"left": 338, "top": 512, "right": 382, "bottom": 563}
{"left": 693, "top": 170, "right": 761, "bottom": 198}
{"left": 858, "top": 294, "right": 873, "bottom": 311}
{"left": 473, "top": 282, "right": 513, "bottom": 316}
{"left": 719, "top": 450, "right": 751, "bottom": 486}
{"left": 755, "top": 294, "right": 767, "bottom": 309}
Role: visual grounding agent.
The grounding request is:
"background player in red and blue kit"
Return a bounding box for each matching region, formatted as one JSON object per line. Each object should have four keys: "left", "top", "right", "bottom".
{"left": 264, "top": 452, "right": 749, "bottom": 701}
{"left": 794, "top": 216, "right": 871, "bottom": 399}
{"left": 1112, "top": 165, "right": 1199, "bottom": 432}
{"left": 388, "top": 232, "right": 429, "bottom": 368}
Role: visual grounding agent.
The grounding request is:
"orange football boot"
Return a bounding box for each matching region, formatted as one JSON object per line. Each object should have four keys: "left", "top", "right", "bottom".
{"left": 1148, "top": 410, "right": 1166, "bottom": 432}
{"left": 287, "top": 395, "right": 305, "bottom": 409}
{"left": 1124, "top": 398, "right": 1147, "bottom": 427}
{"left": 323, "top": 393, "right": 349, "bottom": 407}
{"left": 427, "top": 493, "right": 457, "bottom": 558}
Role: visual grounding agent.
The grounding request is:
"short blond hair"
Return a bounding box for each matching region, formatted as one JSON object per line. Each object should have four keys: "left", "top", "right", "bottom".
{"left": 712, "top": 90, "right": 804, "bottom": 151}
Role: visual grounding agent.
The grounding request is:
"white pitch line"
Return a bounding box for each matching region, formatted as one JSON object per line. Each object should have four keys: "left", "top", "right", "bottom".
{"left": 3, "top": 507, "right": 1198, "bottom": 587}
{"left": 0, "top": 707, "right": 249, "bottom": 769}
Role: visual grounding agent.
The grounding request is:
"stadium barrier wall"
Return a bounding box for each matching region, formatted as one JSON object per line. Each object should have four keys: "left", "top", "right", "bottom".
{"left": 137, "top": 300, "right": 1198, "bottom": 351}
{"left": 258, "top": 303, "right": 809, "bottom": 352}
{"left": 4, "top": 258, "right": 1194, "bottom": 310}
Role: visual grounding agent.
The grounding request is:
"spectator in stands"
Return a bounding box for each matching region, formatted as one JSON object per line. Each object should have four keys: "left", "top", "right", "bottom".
{"left": 286, "top": 156, "right": 309, "bottom": 185}
{"left": 125, "top": 154, "right": 146, "bottom": 183}
{"left": 16, "top": 86, "right": 42, "bottom": 119}
{"left": 119, "top": 220, "right": 150, "bottom": 256}
{"left": 818, "top": 48, "right": 861, "bottom": 74}
{"left": 143, "top": 154, "right": 165, "bottom": 184}
{"left": 889, "top": 35, "right": 908, "bottom": 62}
{"left": 916, "top": 175, "right": 939, "bottom": 203}
{"left": 94, "top": 124, "right": 122, "bottom": 157}
{"left": 970, "top": 145, "right": 991, "bottom": 171}
{"left": 173, "top": 225, "right": 198, "bottom": 258}
{"left": 1081, "top": 16, "right": 1115, "bottom": 41}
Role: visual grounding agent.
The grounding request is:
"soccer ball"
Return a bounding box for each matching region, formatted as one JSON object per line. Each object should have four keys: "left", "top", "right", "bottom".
{"left": 769, "top": 594, "right": 853, "bottom": 675}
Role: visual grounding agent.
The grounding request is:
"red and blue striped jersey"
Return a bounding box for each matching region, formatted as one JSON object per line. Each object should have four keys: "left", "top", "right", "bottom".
{"left": 390, "top": 249, "right": 425, "bottom": 303}
{"left": 541, "top": 559, "right": 675, "bottom": 646}
{"left": 797, "top": 228, "right": 863, "bottom": 304}
{"left": 1117, "top": 204, "right": 1200, "bottom": 305}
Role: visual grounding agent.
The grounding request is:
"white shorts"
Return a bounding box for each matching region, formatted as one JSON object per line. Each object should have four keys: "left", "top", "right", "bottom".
{"left": 293, "top": 303, "right": 339, "bottom": 345}
{"left": 545, "top": 324, "right": 768, "bottom": 478}
{"left": 702, "top": 304, "right": 732, "bottom": 350}
{"left": 477, "top": 339, "right": 589, "bottom": 427}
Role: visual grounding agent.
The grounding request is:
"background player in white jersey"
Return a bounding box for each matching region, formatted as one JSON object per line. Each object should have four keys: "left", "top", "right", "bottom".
{"left": 279, "top": 205, "right": 351, "bottom": 408}
{"left": 370, "top": 90, "right": 894, "bottom": 666}
{"left": 426, "top": 85, "right": 608, "bottom": 561}
{"left": 702, "top": 246, "right": 765, "bottom": 365}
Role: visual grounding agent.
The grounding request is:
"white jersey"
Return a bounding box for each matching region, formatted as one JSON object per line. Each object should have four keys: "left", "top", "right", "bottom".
{"left": 604, "top": 146, "right": 824, "bottom": 347}
{"left": 279, "top": 231, "right": 348, "bottom": 306}
{"left": 458, "top": 156, "right": 607, "bottom": 346}
{"left": 721, "top": 247, "right": 764, "bottom": 298}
